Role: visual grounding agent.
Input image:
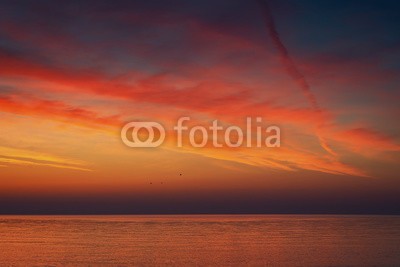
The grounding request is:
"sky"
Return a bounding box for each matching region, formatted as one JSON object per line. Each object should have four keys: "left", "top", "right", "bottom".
{"left": 0, "top": 0, "right": 399, "bottom": 214}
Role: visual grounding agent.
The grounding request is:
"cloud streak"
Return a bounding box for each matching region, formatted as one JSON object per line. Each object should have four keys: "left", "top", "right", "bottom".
{"left": 258, "top": 0, "right": 337, "bottom": 156}
{"left": 0, "top": 146, "right": 92, "bottom": 172}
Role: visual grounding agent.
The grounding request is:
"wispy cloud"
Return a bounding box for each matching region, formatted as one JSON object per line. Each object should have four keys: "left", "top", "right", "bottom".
{"left": 0, "top": 146, "right": 92, "bottom": 172}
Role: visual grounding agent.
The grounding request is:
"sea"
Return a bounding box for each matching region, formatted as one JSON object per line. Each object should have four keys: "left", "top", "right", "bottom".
{"left": 0, "top": 215, "right": 399, "bottom": 266}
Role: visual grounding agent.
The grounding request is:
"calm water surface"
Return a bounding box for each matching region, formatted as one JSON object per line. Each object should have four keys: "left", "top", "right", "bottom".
{"left": 0, "top": 215, "right": 399, "bottom": 266}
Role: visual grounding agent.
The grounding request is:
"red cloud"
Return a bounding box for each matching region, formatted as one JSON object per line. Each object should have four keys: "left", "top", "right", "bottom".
{"left": 335, "top": 128, "right": 400, "bottom": 152}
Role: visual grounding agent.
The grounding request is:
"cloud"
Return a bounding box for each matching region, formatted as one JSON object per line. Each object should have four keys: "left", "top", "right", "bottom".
{"left": 0, "top": 146, "right": 91, "bottom": 172}
{"left": 334, "top": 127, "right": 400, "bottom": 153}
{"left": 0, "top": 94, "right": 121, "bottom": 129}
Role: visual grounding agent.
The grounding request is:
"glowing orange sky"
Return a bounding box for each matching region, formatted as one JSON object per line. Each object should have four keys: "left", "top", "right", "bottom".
{"left": 0, "top": 0, "right": 399, "bottom": 213}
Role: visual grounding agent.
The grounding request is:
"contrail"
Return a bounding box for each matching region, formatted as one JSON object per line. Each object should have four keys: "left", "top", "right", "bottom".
{"left": 258, "top": 0, "right": 336, "bottom": 156}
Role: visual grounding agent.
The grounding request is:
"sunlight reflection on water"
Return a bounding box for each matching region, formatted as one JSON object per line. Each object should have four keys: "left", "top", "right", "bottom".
{"left": 0, "top": 215, "right": 399, "bottom": 266}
